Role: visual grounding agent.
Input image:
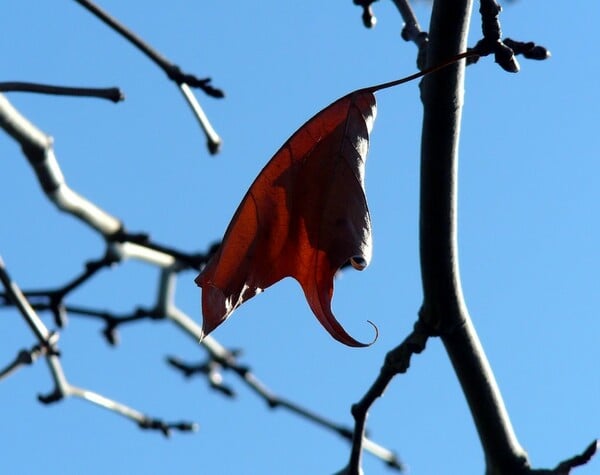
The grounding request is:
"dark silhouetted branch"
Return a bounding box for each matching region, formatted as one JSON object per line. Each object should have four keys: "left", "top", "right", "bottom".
{"left": 391, "top": 0, "right": 429, "bottom": 69}
{"left": 346, "top": 321, "right": 428, "bottom": 473}
{"left": 0, "top": 82, "right": 123, "bottom": 102}
{"left": 503, "top": 38, "right": 550, "bottom": 61}
{"left": 0, "top": 344, "right": 45, "bottom": 381}
{"left": 353, "top": 0, "right": 378, "bottom": 28}
{"left": 416, "top": 0, "right": 531, "bottom": 473}
{"left": 73, "top": 0, "right": 223, "bottom": 154}
{"left": 137, "top": 418, "right": 198, "bottom": 438}
{"left": 550, "top": 440, "right": 599, "bottom": 474}
{"left": 0, "top": 94, "right": 122, "bottom": 235}
{"left": 167, "top": 355, "right": 236, "bottom": 398}
{"left": 415, "top": 1, "right": 587, "bottom": 474}
{"left": 467, "top": 0, "right": 550, "bottom": 71}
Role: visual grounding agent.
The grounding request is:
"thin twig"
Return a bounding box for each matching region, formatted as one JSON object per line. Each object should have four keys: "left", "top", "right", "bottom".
{"left": 38, "top": 356, "right": 198, "bottom": 437}
{"left": 551, "top": 440, "right": 599, "bottom": 474}
{"left": 353, "top": 0, "right": 378, "bottom": 28}
{"left": 0, "top": 60, "right": 401, "bottom": 470}
{"left": 470, "top": 0, "right": 550, "bottom": 72}
{"left": 72, "top": 0, "right": 222, "bottom": 97}
{"left": 0, "top": 82, "right": 123, "bottom": 102}
{"left": 390, "top": 0, "right": 428, "bottom": 69}
{"left": 111, "top": 230, "right": 219, "bottom": 270}
{"left": 1, "top": 256, "right": 195, "bottom": 435}
{"left": 0, "top": 345, "right": 44, "bottom": 381}
{"left": 0, "top": 256, "right": 55, "bottom": 344}
{"left": 179, "top": 83, "right": 222, "bottom": 154}
{"left": 73, "top": 0, "right": 223, "bottom": 154}
{"left": 347, "top": 321, "right": 429, "bottom": 474}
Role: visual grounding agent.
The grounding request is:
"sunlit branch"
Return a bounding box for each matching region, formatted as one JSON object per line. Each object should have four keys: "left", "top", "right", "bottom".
{"left": 110, "top": 230, "right": 218, "bottom": 270}
{"left": 0, "top": 256, "right": 56, "bottom": 343}
{"left": 0, "top": 256, "right": 195, "bottom": 436}
{"left": 179, "top": 83, "right": 222, "bottom": 154}
{"left": 0, "top": 94, "right": 122, "bottom": 236}
{"left": 39, "top": 353, "right": 197, "bottom": 437}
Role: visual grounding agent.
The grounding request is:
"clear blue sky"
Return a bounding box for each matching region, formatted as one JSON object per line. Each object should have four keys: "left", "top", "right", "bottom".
{"left": 1, "top": 1, "right": 597, "bottom": 474}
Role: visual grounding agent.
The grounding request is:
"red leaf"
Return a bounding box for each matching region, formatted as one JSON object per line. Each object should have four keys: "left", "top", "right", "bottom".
{"left": 195, "top": 90, "right": 377, "bottom": 347}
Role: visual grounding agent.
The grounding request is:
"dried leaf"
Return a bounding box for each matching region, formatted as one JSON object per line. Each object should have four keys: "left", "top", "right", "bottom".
{"left": 196, "top": 90, "right": 377, "bottom": 346}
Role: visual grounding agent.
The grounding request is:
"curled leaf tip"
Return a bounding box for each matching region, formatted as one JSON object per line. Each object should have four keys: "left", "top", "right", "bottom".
{"left": 366, "top": 320, "right": 379, "bottom": 344}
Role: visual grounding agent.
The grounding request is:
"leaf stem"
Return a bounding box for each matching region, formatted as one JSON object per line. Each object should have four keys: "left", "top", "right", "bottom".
{"left": 362, "top": 50, "right": 477, "bottom": 94}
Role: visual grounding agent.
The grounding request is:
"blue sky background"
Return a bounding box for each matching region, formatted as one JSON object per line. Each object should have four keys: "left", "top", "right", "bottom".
{"left": 1, "top": 1, "right": 598, "bottom": 474}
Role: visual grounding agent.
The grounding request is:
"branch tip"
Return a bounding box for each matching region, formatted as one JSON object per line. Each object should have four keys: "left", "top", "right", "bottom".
{"left": 353, "top": 0, "right": 378, "bottom": 28}
{"left": 554, "top": 439, "right": 599, "bottom": 473}
{"left": 0, "top": 82, "right": 124, "bottom": 102}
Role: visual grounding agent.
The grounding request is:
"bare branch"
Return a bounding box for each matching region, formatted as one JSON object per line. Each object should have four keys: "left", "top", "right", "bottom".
{"left": 179, "top": 82, "right": 222, "bottom": 155}
{"left": 416, "top": 0, "right": 533, "bottom": 473}
{"left": 72, "top": 0, "right": 223, "bottom": 97}
{"left": 0, "top": 345, "right": 45, "bottom": 381}
{"left": 0, "top": 82, "right": 123, "bottom": 102}
{"left": 37, "top": 358, "right": 198, "bottom": 437}
{"left": 0, "top": 256, "right": 56, "bottom": 344}
{"left": 167, "top": 355, "right": 236, "bottom": 398}
{"left": 0, "top": 94, "right": 122, "bottom": 235}
{"left": 352, "top": 0, "right": 378, "bottom": 28}
{"left": 1, "top": 256, "right": 195, "bottom": 435}
{"left": 550, "top": 440, "right": 599, "bottom": 474}
{"left": 72, "top": 0, "right": 223, "bottom": 154}
{"left": 468, "top": 0, "right": 550, "bottom": 71}
{"left": 346, "top": 321, "right": 428, "bottom": 474}
{"left": 391, "top": 0, "right": 429, "bottom": 69}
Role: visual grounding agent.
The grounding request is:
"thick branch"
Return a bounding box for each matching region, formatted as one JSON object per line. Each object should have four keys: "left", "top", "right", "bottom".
{"left": 419, "top": 1, "right": 526, "bottom": 473}
{"left": 416, "top": 3, "right": 589, "bottom": 474}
